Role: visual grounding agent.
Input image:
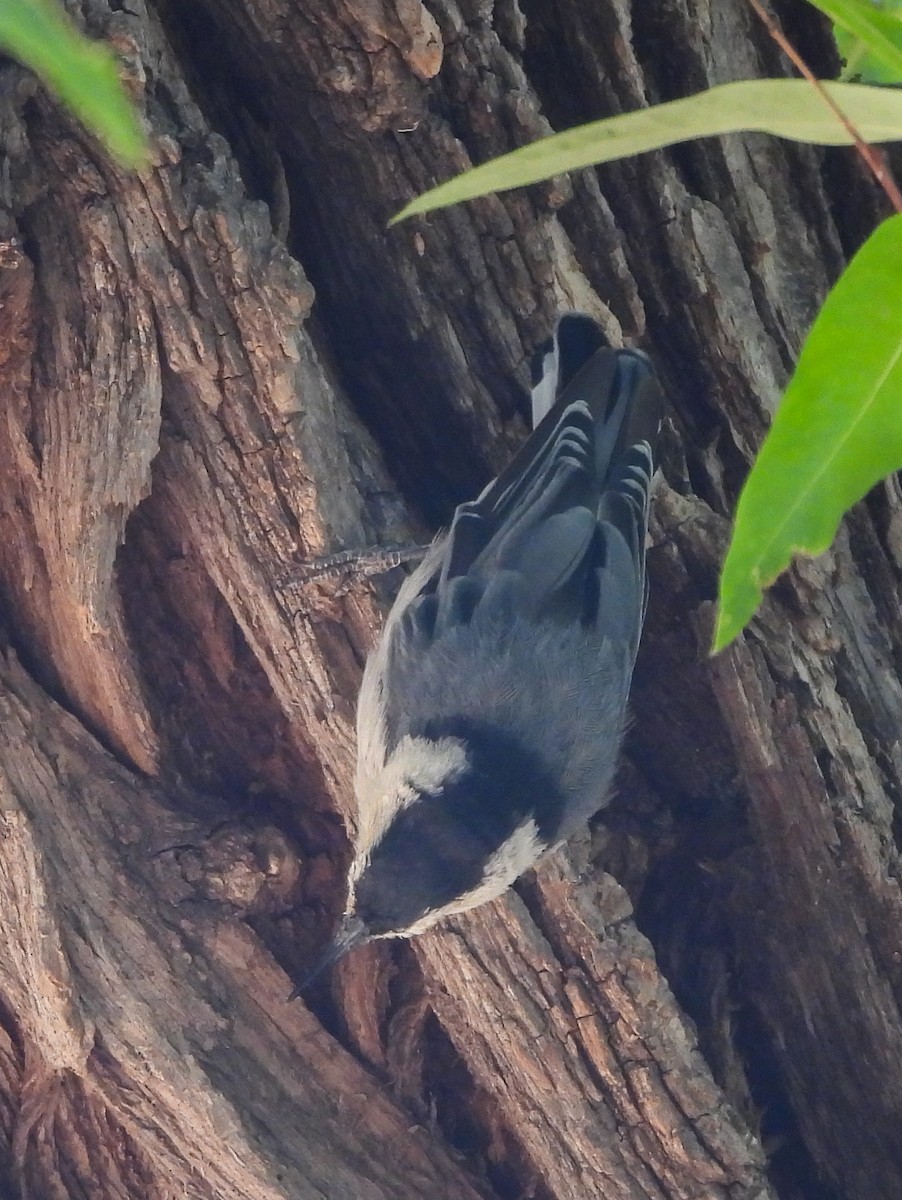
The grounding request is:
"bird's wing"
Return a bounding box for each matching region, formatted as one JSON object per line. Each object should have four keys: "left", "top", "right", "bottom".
{"left": 416, "top": 316, "right": 660, "bottom": 634}
{"left": 369, "top": 314, "right": 662, "bottom": 764}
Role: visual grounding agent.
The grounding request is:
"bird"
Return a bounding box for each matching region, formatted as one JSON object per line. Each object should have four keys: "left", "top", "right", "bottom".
{"left": 302, "top": 312, "right": 663, "bottom": 986}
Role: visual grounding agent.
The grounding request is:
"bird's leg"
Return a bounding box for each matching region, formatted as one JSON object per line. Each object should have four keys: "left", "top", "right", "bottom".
{"left": 277, "top": 542, "right": 429, "bottom": 587}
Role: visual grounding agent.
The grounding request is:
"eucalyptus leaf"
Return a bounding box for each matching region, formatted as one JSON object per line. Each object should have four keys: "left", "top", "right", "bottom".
{"left": 809, "top": 0, "right": 902, "bottom": 83}
{"left": 714, "top": 214, "right": 902, "bottom": 651}
{"left": 0, "top": 0, "right": 146, "bottom": 167}
{"left": 392, "top": 80, "right": 902, "bottom": 223}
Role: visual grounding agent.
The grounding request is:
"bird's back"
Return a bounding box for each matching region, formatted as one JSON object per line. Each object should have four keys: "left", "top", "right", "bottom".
{"left": 357, "top": 315, "right": 663, "bottom": 841}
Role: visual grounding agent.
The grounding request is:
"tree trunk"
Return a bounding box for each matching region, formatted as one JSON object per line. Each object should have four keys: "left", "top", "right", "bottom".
{"left": 0, "top": 1, "right": 899, "bottom": 1197}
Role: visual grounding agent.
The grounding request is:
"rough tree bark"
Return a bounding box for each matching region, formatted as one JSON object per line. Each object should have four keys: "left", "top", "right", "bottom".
{"left": 0, "top": 0, "right": 899, "bottom": 1198}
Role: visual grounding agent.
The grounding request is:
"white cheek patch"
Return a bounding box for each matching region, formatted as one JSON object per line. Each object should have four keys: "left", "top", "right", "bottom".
{"left": 472, "top": 818, "right": 546, "bottom": 904}
{"left": 397, "top": 736, "right": 470, "bottom": 795}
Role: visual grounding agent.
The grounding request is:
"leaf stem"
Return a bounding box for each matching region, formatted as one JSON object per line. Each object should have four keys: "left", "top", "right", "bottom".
{"left": 748, "top": 0, "right": 902, "bottom": 213}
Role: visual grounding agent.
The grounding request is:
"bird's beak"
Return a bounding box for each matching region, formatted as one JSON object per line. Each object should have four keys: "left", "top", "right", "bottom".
{"left": 290, "top": 914, "right": 370, "bottom": 998}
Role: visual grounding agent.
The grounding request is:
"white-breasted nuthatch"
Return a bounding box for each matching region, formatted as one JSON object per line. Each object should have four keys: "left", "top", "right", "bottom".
{"left": 305, "top": 313, "right": 663, "bottom": 982}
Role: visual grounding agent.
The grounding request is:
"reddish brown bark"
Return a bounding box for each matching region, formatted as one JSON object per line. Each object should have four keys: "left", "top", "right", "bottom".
{"left": 0, "top": 1, "right": 899, "bottom": 1198}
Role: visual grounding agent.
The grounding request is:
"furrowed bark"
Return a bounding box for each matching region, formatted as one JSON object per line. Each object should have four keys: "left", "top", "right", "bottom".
{"left": 0, "top": 1, "right": 899, "bottom": 1198}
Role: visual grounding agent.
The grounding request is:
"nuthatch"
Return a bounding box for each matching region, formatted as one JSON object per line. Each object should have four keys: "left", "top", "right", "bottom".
{"left": 306, "top": 313, "right": 662, "bottom": 982}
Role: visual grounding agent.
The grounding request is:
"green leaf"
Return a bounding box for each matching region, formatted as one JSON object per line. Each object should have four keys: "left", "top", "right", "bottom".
{"left": 0, "top": 0, "right": 146, "bottom": 167}
{"left": 808, "top": 0, "right": 902, "bottom": 84}
{"left": 392, "top": 80, "right": 902, "bottom": 223}
{"left": 713, "top": 214, "right": 902, "bottom": 652}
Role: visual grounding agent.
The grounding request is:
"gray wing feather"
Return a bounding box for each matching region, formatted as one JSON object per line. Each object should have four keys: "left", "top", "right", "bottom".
{"left": 362, "top": 314, "right": 663, "bottom": 825}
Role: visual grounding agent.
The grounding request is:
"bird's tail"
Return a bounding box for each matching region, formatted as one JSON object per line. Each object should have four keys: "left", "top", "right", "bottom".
{"left": 530, "top": 313, "right": 610, "bottom": 427}
{"left": 527, "top": 313, "right": 663, "bottom": 637}
{"left": 530, "top": 313, "right": 660, "bottom": 464}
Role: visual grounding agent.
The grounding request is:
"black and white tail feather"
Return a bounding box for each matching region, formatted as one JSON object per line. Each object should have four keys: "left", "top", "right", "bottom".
{"left": 299, "top": 313, "right": 663, "bottom": 989}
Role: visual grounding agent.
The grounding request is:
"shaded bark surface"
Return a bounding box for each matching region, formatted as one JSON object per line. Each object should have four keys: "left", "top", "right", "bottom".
{"left": 0, "top": 1, "right": 899, "bottom": 1198}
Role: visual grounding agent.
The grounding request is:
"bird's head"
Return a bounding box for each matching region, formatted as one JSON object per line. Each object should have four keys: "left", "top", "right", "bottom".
{"left": 298, "top": 730, "right": 550, "bottom": 989}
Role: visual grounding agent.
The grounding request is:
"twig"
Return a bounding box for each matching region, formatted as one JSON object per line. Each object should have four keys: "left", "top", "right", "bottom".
{"left": 748, "top": 0, "right": 902, "bottom": 214}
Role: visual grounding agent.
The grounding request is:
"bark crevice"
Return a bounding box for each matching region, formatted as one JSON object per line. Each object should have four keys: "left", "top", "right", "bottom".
{"left": 0, "top": 0, "right": 899, "bottom": 1197}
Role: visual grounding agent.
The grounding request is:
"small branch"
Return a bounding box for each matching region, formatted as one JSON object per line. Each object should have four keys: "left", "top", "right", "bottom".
{"left": 748, "top": 0, "right": 902, "bottom": 214}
